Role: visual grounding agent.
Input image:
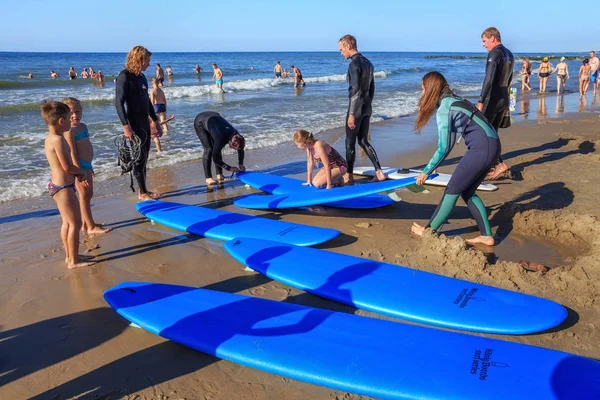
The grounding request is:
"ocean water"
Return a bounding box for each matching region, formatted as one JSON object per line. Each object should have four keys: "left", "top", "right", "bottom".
{"left": 0, "top": 51, "right": 588, "bottom": 203}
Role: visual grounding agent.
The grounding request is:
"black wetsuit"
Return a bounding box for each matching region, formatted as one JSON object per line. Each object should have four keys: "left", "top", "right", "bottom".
{"left": 479, "top": 44, "right": 514, "bottom": 162}
{"left": 345, "top": 53, "right": 381, "bottom": 174}
{"left": 193, "top": 111, "right": 244, "bottom": 179}
{"left": 115, "top": 69, "right": 157, "bottom": 194}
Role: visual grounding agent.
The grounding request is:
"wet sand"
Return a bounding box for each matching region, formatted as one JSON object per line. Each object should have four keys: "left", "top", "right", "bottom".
{"left": 1, "top": 100, "right": 600, "bottom": 399}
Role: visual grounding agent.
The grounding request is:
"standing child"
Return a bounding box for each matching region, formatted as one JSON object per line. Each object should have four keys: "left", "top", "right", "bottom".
{"left": 42, "top": 101, "right": 95, "bottom": 269}
{"left": 293, "top": 129, "right": 347, "bottom": 189}
{"left": 212, "top": 63, "right": 224, "bottom": 92}
{"left": 150, "top": 77, "right": 168, "bottom": 152}
{"left": 579, "top": 59, "right": 591, "bottom": 98}
{"left": 63, "top": 97, "right": 112, "bottom": 236}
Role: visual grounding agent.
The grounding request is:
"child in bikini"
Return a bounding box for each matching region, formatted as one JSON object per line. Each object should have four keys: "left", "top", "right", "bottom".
{"left": 293, "top": 129, "right": 347, "bottom": 189}
{"left": 62, "top": 97, "right": 112, "bottom": 236}
{"left": 579, "top": 59, "right": 592, "bottom": 98}
{"left": 42, "top": 101, "right": 95, "bottom": 269}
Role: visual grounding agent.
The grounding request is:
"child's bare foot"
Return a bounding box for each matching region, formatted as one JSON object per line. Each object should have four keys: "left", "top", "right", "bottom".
{"left": 465, "top": 236, "right": 495, "bottom": 246}
{"left": 370, "top": 169, "right": 386, "bottom": 182}
{"left": 65, "top": 254, "right": 95, "bottom": 264}
{"left": 410, "top": 222, "right": 426, "bottom": 237}
{"left": 68, "top": 260, "right": 96, "bottom": 269}
{"left": 87, "top": 225, "right": 113, "bottom": 236}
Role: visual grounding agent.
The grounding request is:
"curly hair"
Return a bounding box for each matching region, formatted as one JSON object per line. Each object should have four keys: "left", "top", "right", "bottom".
{"left": 125, "top": 45, "right": 152, "bottom": 75}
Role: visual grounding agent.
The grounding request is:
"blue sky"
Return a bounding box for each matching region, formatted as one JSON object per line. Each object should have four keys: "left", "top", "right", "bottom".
{"left": 1, "top": 0, "right": 593, "bottom": 53}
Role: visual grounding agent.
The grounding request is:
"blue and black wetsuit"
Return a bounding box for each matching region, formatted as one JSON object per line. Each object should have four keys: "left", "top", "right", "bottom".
{"left": 345, "top": 53, "right": 381, "bottom": 174}
{"left": 115, "top": 69, "right": 157, "bottom": 194}
{"left": 479, "top": 44, "right": 513, "bottom": 163}
{"left": 193, "top": 111, "right": 245, "bottom": 180}
{"left": 424, "top": 94, "right": 500, "bottom": 236}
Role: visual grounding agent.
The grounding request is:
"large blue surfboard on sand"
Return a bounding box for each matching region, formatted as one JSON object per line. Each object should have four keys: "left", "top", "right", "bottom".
{"left": 225, "top": 238, "right": 567, "bottom": 334}
{"left": 104, "top": 282, "right": 600, "bottom": 399}
{"left": 237, "top": 171, "right": 395, "bottom": 209}
{"left": 136, "top": 200, "right": 339, "bottom": 246}
{"left": 234, "top": 174, "right": 425, "bottom": 209}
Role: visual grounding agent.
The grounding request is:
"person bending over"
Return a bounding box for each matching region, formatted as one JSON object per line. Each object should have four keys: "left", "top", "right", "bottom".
{"left": 193, "top": 111, "right": 246, "bottom": 184}
{"left": 411, "top": 72, "right": 500, "bottom": 246}
{"left": 293, "top": 129, "right": 347, "bottom": 189}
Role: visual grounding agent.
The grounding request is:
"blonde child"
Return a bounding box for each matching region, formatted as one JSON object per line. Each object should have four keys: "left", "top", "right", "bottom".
{"left": 63, "top": 97, "right": 112, "bottom": 236}
{"left": 42, "top": 101, "right": 95, "bottom": 269}
{"left": 293, "top": 129, "right": 347, "bottom": 189}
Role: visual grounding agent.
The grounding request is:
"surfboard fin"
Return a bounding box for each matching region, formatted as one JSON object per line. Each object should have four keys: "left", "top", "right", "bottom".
{"left": 406, "top": 185, "right": 430, "bottom": 194}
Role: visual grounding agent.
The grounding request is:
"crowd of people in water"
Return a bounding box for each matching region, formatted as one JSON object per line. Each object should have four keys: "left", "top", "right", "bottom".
{"left": 519, "top": 52, "right": 599, "bottom": 97}
{"left": 38, "top": 27, "right": 600, "bottom": 269}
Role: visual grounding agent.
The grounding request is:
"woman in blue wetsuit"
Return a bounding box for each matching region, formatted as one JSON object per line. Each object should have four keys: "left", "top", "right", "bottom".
{"left": 411, "top": 72, "right": 500, "bottom": 246}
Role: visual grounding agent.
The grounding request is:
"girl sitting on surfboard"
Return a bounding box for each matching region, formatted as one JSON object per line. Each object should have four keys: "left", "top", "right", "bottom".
{"left": 410, "top": 72, "right": 500, "bottom": 246}
{"left": 293, "top": 130, "right": 347, "bottom": 189}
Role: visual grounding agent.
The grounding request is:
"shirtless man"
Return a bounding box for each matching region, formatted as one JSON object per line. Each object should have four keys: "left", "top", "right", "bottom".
{"left": 553, "top": 57, "right": 570, "bottom": 94}
{"left": 274, "top": 61, "right": 283, "bottom": 78}
{"left": 589, "top": 51, "right": 599, "bottom": 95}
{"left": 156, "top": 63, "right": 165, "bottom": 86}
{"left": 290, "top": 65, "right": 305, "bottom": 87}
{"left": 150, "top": 77, "right": 170, "bottom": 135}
{"left": 213, "top": 63, "right": 224, "bottom": 92}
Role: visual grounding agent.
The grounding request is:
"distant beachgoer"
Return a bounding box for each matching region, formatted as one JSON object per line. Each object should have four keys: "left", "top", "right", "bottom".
{"left": 194, "top": 64, "right": 202, "bottom": 74}
{"left": 96, "top": 71, "right": 105, "bottom": 83}
{"left": 293, "top": 129, "right": 347, "bottom": 189}
{"left": 538, "top": 57, "right": 552, "bottom": 93}
{"left": 41, "top": 101, "right": 95, "bottom": 269}
{"left": 115, "top": 45, "right": 163, "bottom": 201}
{"left": 193, "top": 111, "right": 245, "bottom": 185}
{"left": 89, "top": 67, "right": 96, "bottom": 78}
{"left": 589, "top": 51, "right": 599, "bottom": 95}
{"left": 212, "top": 63, "right": 224, "bottom": 92}
{"left": 411, "top": 72, "right": 499, "bottom": 247}
{"left": 477, "top": 27, "right": 513, "bottom": 180}
{"left": 338, "top": 34, "right": 384, "bottom": 183}
{"left": 274, "top": 61, "right": 282, "bottom": 78}
{"left": 579, "top": 58, "right": 591, "bottom": 98}
{"left": 290, "top": 65, "right": 305, "bottom": 87}
{"left": 553, "top": 57, "right": 570, "bottom": 94}
{"left": 68, "top": 67, "right": 77, "bottom": 80}
{"left": 151, "top": 76, "right": 170, "bottom": 139}
{"left": 250, "top": 66, "right": 255, "bottom": 70}
{"left": 62, "top": 97, "right": 112, "bottom": 236}
{"left": 50, "top": 70, "right": 59, "bottom": 79}
{"left": 156, "top": 63, "right": 164, "bottom": 85}
{"left": 81, "top": 68, "right": 90, "bottom": 79}
{"left": 20, "top": 73, "right": 34, "bottom": 79}
{"left": 521, "top": 58, "right": 532, "bottom": 91}
{"left": 166, "top": 65, "right": 173, "bottom": 76}
{"left": 282, "top": 68, "right": 290, "bottom": 78}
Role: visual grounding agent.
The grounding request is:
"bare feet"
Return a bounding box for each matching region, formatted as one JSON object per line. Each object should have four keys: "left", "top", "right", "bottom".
{"left": 465, "top": 236, "right": 495, "bottom": 246}
{"left": 370, "top": 169, "right": 387, "bottom": 182}
{"left": 87, "top": 225, "right": 113, "bottom": 236}
{"left": 486, "top": 162, "right": 509, "bottom": 180}
{"left": 410, "top": 222, "right": 426, "bottom": 237}
{"left": 343, "top": 174, "right": 354, "bottom": 184}
{"left": 147, "top": 191, "right": 162, "bottom": 199}
{"left": 138, "top": 191, "right": 162, "bottom": 201}
{"left": 206, "top": 178, "right": 217, "bottom": 185}
{"left": 65, "top": 254, "right": 95, "bottom": 264}
{"left": 68, "top": 260, "right": 96, "bottom": 269}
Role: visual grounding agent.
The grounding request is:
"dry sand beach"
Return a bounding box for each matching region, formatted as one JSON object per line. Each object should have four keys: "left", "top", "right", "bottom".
{"left": 1, "top": 103, "right": 600, "bottom": 399}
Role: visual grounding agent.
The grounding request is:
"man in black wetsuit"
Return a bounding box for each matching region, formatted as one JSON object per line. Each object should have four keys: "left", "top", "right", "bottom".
{"left": 115, "top": 45, "right": 163, "bottom": 200}
{"left": 476, "top": 27, "right": 514, "bottom": 180}
{"left": 193, "top": 111, "right": 246, "bottom": 185}
{"left": 338, "top": 34, "right": 385, "bottom": 183}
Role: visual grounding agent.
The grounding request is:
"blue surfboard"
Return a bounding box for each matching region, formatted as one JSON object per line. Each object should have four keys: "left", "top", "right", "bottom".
{"left": 225, "top": 237, "right": 567, "bottom": 334}
{"left": 234, "top": 175, "right": 426, "bottom": 209}
{"left": 104, "top": 282, "right": 600, "bottom": 399}
{"left": 237, "top": 171, "right": 394, "bottom": 209}
{"left": 136, "top": 200, "right": 339, "bottom": 246}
